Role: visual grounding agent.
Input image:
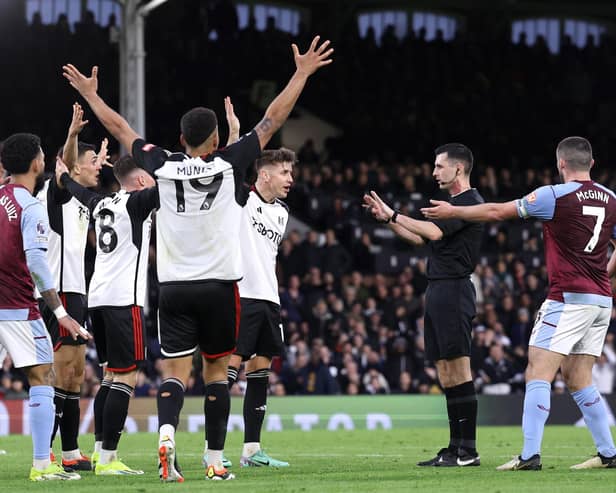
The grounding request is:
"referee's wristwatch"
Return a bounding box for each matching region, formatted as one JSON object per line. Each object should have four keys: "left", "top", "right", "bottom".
{"left": 390, "top": 210, "right": 400, "bottom": 224}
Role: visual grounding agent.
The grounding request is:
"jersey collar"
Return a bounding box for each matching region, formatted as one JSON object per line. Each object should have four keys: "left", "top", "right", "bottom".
{"left": 251, "top": 185, "right": 275, "bottom": 204}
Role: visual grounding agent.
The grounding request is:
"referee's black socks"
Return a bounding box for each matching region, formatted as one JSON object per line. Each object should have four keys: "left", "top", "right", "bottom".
{"left": 204, "top": 381, "right": 230, "bottom": 451}
{"left": 444, "top": 381, "right": 478, "bottom": 454}
{"left": 157, "top": 378, "right": 186, "bottom": 431}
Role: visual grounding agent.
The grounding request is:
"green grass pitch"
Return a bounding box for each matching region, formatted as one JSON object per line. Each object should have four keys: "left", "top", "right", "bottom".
{"left": 1, "top": 426, "right": 616, "bottom": 492}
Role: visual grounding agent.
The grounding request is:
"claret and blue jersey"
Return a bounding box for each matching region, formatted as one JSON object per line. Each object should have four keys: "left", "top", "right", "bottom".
{"left": 0, "top": 184, "right": 49, "bottom": 320}
{"left": 516, "top": 180, "right": 616, "bottom": 307}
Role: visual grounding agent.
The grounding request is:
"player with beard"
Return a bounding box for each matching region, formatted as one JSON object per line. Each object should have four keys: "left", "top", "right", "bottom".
{"left": 0, "top": 132, "right": 89, "bottom": 481}
{"left": 423, "top": 137, "right": 616, "bottom": 471}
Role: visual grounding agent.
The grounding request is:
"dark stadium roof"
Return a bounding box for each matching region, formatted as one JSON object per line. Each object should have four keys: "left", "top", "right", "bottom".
{"left": 232, "top": 0, "right": 616, "bottom": 19}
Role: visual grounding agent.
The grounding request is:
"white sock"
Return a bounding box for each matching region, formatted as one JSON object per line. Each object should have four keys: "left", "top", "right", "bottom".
{"left": 99, "top": 448, "right": 117, "bottom": 465}
{"left": 203, "top": 440, "right": 208, "bottom": 455}
{"left": 62, "top": 449, "right": 81, "bottom": 461}
{"left": 94, "top": 441, "right": 102, "bottom": 454}
{"left": 33, "top": 458, "right": 51, "bottom": 470}
{"left": 242, "top": 442, "right": 260, "bottom": 457}
{"left": 159, "top": 424, "right": 175, "bottom": 443}
{"left": 207, "top": 450, "right": 223, "bottom": 469}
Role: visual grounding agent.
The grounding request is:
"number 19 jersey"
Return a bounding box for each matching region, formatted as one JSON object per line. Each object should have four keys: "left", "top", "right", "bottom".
{"left": 516, "top": 180, "right": 616, "bottom": 305}
{"left": 132, "top": 132, "right": 261, "bottom": 284}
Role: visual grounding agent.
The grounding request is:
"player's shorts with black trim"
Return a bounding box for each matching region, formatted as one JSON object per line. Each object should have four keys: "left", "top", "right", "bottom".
{"left": 235, "top": 298, "right": 284, "bottom": 360}
{"left": 158, "top": 280, "right": 240, "bottom": 359}
{"left": 90, "top": 306, "right": 146, "bottom": 372}
{"left": 39, "top": 292, "right": 88, "bottom": 350}
{"left": 424, "top": 277, "right": 476, "bottom": 362}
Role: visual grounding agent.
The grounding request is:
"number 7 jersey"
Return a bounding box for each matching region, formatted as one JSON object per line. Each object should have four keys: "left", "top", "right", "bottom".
{"left": 516, "top": 180, "right": 616, "bottom": 305}
{"left": 132, "top": 132, "right": 261, "bottom": 284}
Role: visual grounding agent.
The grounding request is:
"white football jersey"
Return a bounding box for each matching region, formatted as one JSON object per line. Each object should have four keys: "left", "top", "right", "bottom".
{"left": 238, "top": 189, "right": 288, "bottom": 305}
{"left": 88, "top": 189, "right": 156, "bottom": 307}
{"left": 132, "top": 132, "right": 261, "bottom": 284}
{"left": 36, "top": 178, "right": 89, "bottom": 295}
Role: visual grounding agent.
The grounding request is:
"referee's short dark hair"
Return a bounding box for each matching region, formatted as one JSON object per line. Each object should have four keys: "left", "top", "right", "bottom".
{"left": 434, "top": 143, "right": 473, "bottom": 175}
{"left": 113, "top": 154, "right": 139, "bottom": 183}
{"left": 180, "top": 107, "right": 218, "bottom": 147}
{"left": 255, "top": 148, "right": 297, "bottom": 170}
{"left": 1, "top": 133, "right": 42, "bottom": 175}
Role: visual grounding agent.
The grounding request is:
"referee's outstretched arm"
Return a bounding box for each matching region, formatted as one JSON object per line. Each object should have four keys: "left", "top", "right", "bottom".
{"left": 363, "top": 190, "right": 437, "bottom": 245}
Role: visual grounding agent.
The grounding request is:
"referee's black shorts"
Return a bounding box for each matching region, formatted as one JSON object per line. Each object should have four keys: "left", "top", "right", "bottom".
{"left": 158, "top": 280, "right": 240, "bottom": 359}
{"left": 424, "top": 278, "right": 476, "bottom": 362}
{"left": 235, "top": 298, "right": 284, "bottom": 360}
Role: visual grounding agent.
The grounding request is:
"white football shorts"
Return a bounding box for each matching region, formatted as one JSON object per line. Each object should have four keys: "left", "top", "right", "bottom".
{"left": 0, "top": 318, "right": 53, "bottom": 368}
{"left": 529, "top": 299, "right": 610, "bottom": 357}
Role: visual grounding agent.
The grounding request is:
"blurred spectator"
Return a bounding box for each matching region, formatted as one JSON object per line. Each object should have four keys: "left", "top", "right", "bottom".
{"left": 363, "top": 368, "right": 390, "bottom": 394}
{"left": 297, "top": 344, "right": 339, "bottom": 395}
{"left": 297, "top": 139, "right": 319, "bottom": 164}
{"left": 479, "top": 343, "right": 519, "bottom": 394}
{"left": 593, "top": 345, "right": 616, "bottom": 394}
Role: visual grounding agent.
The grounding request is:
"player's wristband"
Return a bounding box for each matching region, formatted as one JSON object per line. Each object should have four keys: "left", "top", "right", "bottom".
{"left": 53, "top": 305, "right": 68, "bottom": 320}
{"left": 391, "top": 210, "right": 400, "bottom": 224}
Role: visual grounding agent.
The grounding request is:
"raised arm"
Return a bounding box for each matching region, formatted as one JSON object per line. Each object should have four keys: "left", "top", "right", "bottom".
{"left": 62, "top": 102, "right": 89, "bottom": 169}
{"left": 421, "top": 199, "right": 519, "bottom": 222}
{"left": 254, "top": 35, "right": 333, "bottom": 149}
{"left": 95, "top": 137, "right": 112, "bottom": 168}
{"left": 62, "top": 64, "right": 140, "bottom": 152}
{"left": 224, "top": 97, "right": 240, "bottom": 146}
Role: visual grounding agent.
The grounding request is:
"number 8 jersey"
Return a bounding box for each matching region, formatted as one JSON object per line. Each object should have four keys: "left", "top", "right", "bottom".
{"left": 516, "top": 180, "right": 616, "bottom": 305}
{"left": 87, "top": 189, "right": 157, "bottom": 307}
{"left": 131, "top": 132, "right": 261, "bottom": 284}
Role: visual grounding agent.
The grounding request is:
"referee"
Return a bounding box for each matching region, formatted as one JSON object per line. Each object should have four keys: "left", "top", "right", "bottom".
{"left": 364, "top": 143, "right": 484, "bottom": 467}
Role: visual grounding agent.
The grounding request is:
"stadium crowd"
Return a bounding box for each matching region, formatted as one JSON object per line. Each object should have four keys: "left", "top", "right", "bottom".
{"left": 2, "top": 4, "right": 616, "bottom": 400}
{"left": 3, "top": 155, "right": 616, "bottom": 400}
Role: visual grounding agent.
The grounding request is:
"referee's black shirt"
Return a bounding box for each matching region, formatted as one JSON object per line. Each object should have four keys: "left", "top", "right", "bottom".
{"left": 427, "top": 188, "right": 484, "bottom": 280}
